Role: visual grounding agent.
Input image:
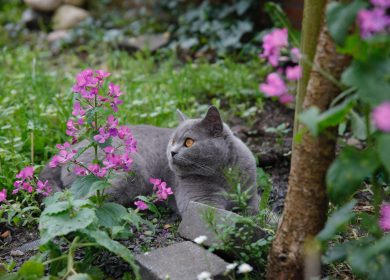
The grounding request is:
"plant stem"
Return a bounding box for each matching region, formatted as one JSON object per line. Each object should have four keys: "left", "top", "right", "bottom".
{"left": 66, "top": 236, "right": 80, "bottom": 276}
{"left": 293, "top": 0, "right": 327, "bottom": 139}
{"left": 43, "top": 255, "right": 67, "bottom": 265}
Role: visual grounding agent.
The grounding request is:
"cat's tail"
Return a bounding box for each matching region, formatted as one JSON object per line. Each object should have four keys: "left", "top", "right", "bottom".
{"left": 39, "top": 164, "right": 63, "bottom": 193}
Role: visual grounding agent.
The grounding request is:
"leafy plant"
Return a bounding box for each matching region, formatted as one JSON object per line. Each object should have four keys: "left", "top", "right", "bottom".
{"left": 161, "top": 0, "right": 262, "bottom": 55}
{"left": 293, "top": 1, "right": 390, "bottom": 279}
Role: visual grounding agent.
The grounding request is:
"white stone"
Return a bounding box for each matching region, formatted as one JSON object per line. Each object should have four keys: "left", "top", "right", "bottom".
{"left": 24, "top": 0, "right": 62, "bottom": 12}
{"left": 52, "top": 5, "right": 89, "bottom": 30}
{"left": 47, "top": 30, "right": 70, "bottom": 43}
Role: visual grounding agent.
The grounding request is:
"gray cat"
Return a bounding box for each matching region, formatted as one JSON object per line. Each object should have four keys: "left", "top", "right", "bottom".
{"left": 40, "top": 106, "right": 259, "bottom": 215}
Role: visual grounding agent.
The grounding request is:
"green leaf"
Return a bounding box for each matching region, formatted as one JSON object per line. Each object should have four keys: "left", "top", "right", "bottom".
{"left": 326, "top": 147, "right": 380, "bottom": 204}
{"left": 300, "top": 98, "right": 355, "bottom": 136}
{"left": 95, "top": 202, "right": 128, "bottom": 228}
{"left": 359, "top": 212, "right": 382, "bottom": 236}
{"left": 348, "top": 235, "right": 390, "bottom": 278}
{"left": 68, "top": 274, "right": 92, "bottom": 280}
{"left": 18, "top": 260, "right": 44, "bottom": 278}
{"left": 342, "top": 57, "right": 390, "bottom": 106}
{"left": 39, "top": 208, "right": 96, "bottom": 244}
{"left": 82, "top": 228, "right": 140, "bottom": 279}
{"left": 317, "top": 200, "right": 356, "bottom": 241}
{"left": 70, "top": 175, "right": 110, "bottom": 199}
{"left": 326, "top": 0, "right": 367, "bottom": 45}
{"left": 136, "top": 195, "right": 161, "bottom": 217}
{"left": 350, "top": 110, "right": 367, "bottom": 140}
{"left": 42, "top": 201, "right": 70, "bottom": 215}
{"left": 378, "top": 134, "right": 390, "bottom": 174}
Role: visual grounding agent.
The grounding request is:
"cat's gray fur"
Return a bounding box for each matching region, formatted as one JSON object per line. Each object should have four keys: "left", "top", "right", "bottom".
{"left": 40, "top": 106, "right": 259, "bottom": 215}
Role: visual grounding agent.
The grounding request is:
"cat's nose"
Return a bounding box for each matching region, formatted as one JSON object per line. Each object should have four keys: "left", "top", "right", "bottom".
{"left": 171, "top": 151, "right": 178, "bottom": 158}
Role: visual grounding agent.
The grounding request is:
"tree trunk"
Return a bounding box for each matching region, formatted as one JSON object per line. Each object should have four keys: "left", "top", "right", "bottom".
{"left": 266, "top": 20, "right": 351, "bottom": 280}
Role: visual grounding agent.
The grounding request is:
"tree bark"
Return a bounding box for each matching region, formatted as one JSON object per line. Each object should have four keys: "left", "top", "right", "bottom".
{"left": 266, "top": 21, "right": 351, "bottom": 280}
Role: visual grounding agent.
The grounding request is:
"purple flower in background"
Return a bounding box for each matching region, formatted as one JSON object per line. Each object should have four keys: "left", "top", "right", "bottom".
{"left": 88, "top": 164, "right": 107, "bottom": 178}
{"left": 290, "top": 47, "right": 302, "bottom": 62}
{"left": 259, "top": 73, "right": 288, "bottom": 97}
{"left": 108, "top": 83, "right": 123, "bottom": 98}
{"left": 379, "top": 204, "right": 390, "bottom": 232}
{"left": 134, "top": 200, "right": 148, "bottom": 211}
{"left": 372, "top": 102, "right": 390, "bottom": 132}
{"left": 261, "top": 28, "right": 288, "bottom": 66}
{"left": 15, "top": 166, "right": 34, "bottom": 180}
{"left": 72, "top": 102, "right": 86, "bottom": 117}
{"left": 279, "top": 93, "right": 294, "bottom": 104}
{"left": 371, "top": 0, "right": 390, "bottom": 8}
{"left": 0, "top": 189, "right": 7, "bottom": 203}
{"left": 286, "top": 65, "right": 302, "bottom": 81}
{"left": 149, "top": 178, "right": 173, "bottom": 201}
{"left": 36, "top": 180, "right": 52, "bottom": 196}
{"left": 94, "top": 128, "right": 111, "bottom": 143}
{"left": 74, "top": 166, "right": 89, "bottom": 176}
{"left": 357, "top": 8, "right": 390, "bottom": 38}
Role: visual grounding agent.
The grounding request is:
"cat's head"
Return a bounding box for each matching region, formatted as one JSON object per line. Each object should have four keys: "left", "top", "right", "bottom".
{"left": 167, "top": 106, "right": 231, "bottom": 177}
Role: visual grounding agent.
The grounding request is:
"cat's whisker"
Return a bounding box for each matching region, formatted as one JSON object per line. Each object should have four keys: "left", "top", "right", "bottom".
{"left": 177, "top": 156, "right": 216, "bottom": 175}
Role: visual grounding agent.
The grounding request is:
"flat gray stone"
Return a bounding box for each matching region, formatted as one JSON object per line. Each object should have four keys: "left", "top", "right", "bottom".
{"left": 178, "top": 201, "right": 267, "bottom": 247}
{"left": 135, "top": 241, "right": 228, "bottom": 280}
{"left": 119, "top": 33, "right": 170, "bottom": 52}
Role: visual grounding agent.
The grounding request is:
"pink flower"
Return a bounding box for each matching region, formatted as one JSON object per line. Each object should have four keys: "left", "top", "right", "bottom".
{"left": 379, "top": 204, "right": 390, "bottom": 232}
{"left": 156, "top": 184, "right": 173, "bottom": 201}
{"left": 372, "top": 102, "right": 390, "bottom": 132}
{"left": 74, "top": 166, "right": 89, "bottom": 176}
{"left": 118, "top": 126, "right": 132, "bottom": 139}
{"left": 371, "top": 0, "right": 390, "bottom": 8}
{"left": 66, "top": 119, "right": 79, "bottom": 137}
{"left": 357, "top": 8, "right": 390, "bottom": 38}
{"left": 125, "top": 137, "right": 137, "bottom": 154}
{"left": 103, "top": 154, "right": 121, "bottom": 169}
{"left": 121, "top": 153, "right": 133, "bottom": 170}
{"left": 108, "top": 83, "right": 123, "bottom": 98}
{"left": 261, "top": 28, "right": 288, "bottom": 67}
{"left": 72, "top": 102, "right": 86, "bottom": 116}
{"left": 290, "top": 47, "right": 301, "bottom": 62}
{"left": 16, "top": 166, "right": 34, "bottom": 180}
{"left": 134, "top": 200, "right": 148, "bottom": 211}
{"left": 94, "top": 128, "right": 111, "bottom": 143}
{"left": 49, "top": 148, "right": 77, "bottom": 168}
{"left": 286, "top": 65, "right": 302, "bottom": 81}
{"left": 37, "top": 180, "right": 52, "bottom": 196}
{"left": 149, "top": 178, "right": 173, "bottom": 201}
{"left": 88, "top": 164, "right": 107, "bottom": 178}
{"left": 95, "top": 69, "right": 111, "bottom": 80}
{"left": 103, "top": 146, "right": 115, "bottom": 154}
{"left": 23, "top": 182, "right": 34, "bottom": 193}
{"left": 279, "top": 93, "right": 295, "bottom": 104}
{"left": 0, "top": 189, "right": 7, "bottom": 203}
{"left": 260, "top": 73, "right": 288, "bottom": 97}
{"left": 110, "top": 97, "right": 123, "bottom": 112}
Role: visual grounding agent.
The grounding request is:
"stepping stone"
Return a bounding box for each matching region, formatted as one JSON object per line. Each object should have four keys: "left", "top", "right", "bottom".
{"left": 135, "top": 241, "right": 228, "bottom": 280}
{"left": 178, "top": 201, "right": 267, "bottom": 247}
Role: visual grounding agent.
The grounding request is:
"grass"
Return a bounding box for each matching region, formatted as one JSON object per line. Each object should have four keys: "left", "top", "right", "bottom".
{"left": 0, "top": 44, "right": 268, "bottom": 192}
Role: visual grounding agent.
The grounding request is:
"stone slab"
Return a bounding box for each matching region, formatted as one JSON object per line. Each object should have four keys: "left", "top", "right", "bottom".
{"left": 135, "top": 241, "right": 228, "bottom": 280}
{"left": 178, "top": 201, "right": 267, "bottom": 247}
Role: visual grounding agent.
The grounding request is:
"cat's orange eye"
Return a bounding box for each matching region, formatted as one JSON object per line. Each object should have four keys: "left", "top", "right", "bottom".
{"left": 184, "top": 138, "right": 194, "bottom": 148}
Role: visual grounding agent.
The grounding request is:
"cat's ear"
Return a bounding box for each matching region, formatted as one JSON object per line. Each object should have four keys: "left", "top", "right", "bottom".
{"left": 201, "top": 106, "right": 223, "bottom": 136}
{"left": 176, "top": 109, "right": 187, "bottom": 123}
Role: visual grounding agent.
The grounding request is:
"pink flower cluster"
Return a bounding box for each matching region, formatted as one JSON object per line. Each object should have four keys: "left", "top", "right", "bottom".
{"left": 259, "top": 28, "right": 302, "bottom": 104}
{"left": 0, "top": 189, "right": 7, "bottom": 203}
{"left": 134, "top": 178, "right": 174, "bottom": 211}
{"left": 379, "top": 203, "right": 390, "bottom": 232}
{"left": 12, "top": 166, "right": 52, "bottom": 197}
{"left": 372, "top": 102, "right": 390, "bottom": 132}
{"left": 50, "top": 69, "right": 137, "bottom": 178}
{"left": 357, "top": 0, "right": 390, "bottom": 38}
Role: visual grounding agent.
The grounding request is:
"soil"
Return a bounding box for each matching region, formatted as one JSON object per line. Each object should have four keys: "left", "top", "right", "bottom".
{"left": 0, "top": 99, "right": 294, "bottom": 278}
